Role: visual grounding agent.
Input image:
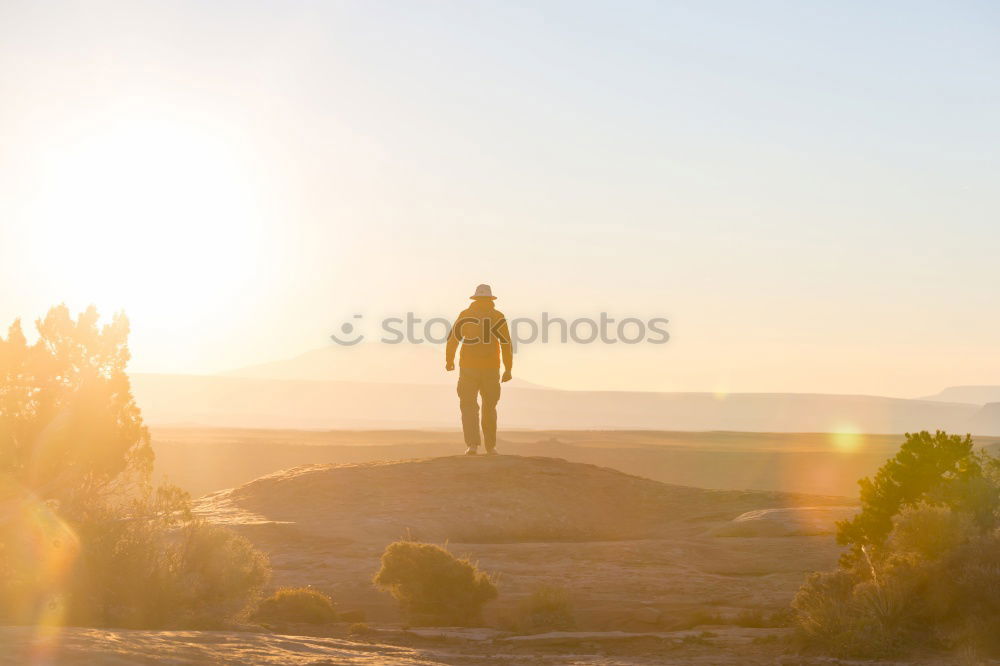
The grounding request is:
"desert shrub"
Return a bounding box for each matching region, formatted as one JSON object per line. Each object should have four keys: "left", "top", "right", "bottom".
{"left": 793, "top": 432, "right": 1000, "bottom": 658}
{"left": 372, "top": 541, "right": 497, "bottom": 626}
{"left": 889, "top": 503, "right": 975, "bottom": 561}
{"left": 165, "top": 523, "right": 271, "bottom": 626}
{"left": 70, "top": 514, "right": 270, "bottom": 628}
{"left": 793, "top": 539, "right": 1000, "bottom": 658}
{"left": 792, "top": 570, "right": 856, "bottom": 646}
{"left": 920, "top": 531, "right": 1000, "bottom": 654}
{"left": 836, "top": 431, "right": 998, "bottom": 561}
{"left": 0, "top": 306, "right": 270, "bottom": 628}
{"left": 792, "top": 565, "right": 924, "bottom": 659}
{"left": 337, "top": 608, "right": 366, "bottom": 623}
{"left": 512, "top": 584, "right": 574, "bottom": 633}
{"left": 349, "top": 622, "right": 372, "bottom": 636}
{"left": 254, "top": 587, "right": 337, "bottom": 625}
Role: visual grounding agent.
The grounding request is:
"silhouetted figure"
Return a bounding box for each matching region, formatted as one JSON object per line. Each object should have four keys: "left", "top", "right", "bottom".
{"left": 445, "top": 284, "right": 513, "bottom": 455}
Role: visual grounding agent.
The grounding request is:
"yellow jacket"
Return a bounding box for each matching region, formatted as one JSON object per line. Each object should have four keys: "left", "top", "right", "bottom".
{"left": 446, "top": 300, "right": 513, "bottom": 370}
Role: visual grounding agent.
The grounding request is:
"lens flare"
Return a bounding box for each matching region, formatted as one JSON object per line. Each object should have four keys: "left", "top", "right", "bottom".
{"left": 829, "top": 425, "right": 863, "bottom": 453}
{"left": 1, "top": 480, "right": 80, "bottom": 663}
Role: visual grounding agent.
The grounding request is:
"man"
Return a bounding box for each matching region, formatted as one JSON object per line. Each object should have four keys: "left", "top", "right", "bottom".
{"left": 445, "top": 284, "right": 513, "bottom": 455}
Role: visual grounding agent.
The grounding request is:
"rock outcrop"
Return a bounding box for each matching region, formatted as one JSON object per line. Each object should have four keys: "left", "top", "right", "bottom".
{"left": 195, "top": 455, "right": 850, "bottom": 544}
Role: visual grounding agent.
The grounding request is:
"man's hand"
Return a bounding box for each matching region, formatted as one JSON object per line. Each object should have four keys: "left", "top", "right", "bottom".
{"left": 446, "top": 362, "right": 455, "bottom": 372}
{"left": 502, "top": 370, "right": 512, "bottom": 382}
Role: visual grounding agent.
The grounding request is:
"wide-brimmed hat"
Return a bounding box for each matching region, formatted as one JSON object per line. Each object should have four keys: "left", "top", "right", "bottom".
{"left": 470, "top": 284, "right": 496, "bottom": 300}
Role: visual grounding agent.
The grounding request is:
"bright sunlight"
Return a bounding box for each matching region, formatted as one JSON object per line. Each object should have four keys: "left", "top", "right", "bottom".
{"left": 22, "top": 110, "right": 269, "bottom": 325}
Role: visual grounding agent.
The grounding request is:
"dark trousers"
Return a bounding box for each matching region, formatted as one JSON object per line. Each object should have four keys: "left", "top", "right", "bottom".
{"left": 457, "top": 367, "right": 501, "bottom": 451}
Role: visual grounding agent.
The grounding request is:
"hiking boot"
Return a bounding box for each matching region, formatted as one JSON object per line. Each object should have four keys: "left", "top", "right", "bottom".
{"left": 465, "top": 447, "right": 479, "bottom": 455}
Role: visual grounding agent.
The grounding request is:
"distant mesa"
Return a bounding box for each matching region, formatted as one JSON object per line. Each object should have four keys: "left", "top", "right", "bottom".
{"left": 967, "top": 402, "right": 1000, "bottom": 435}
{"left": 921, "top": 386, "right": 1000, "bottom": 405}
{"left": 132, "top": 370, "right": 992, "bottom": 433}
{"left": 132, "top": 354, "right": 1000, "bottom": 433}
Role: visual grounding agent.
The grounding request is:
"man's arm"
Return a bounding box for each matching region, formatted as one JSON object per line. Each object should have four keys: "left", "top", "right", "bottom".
{"left": 497, "top": 316, "right": 513, "bottom": 381}
{"left": 445, "top": 314, "right": 462, "bottom": 371}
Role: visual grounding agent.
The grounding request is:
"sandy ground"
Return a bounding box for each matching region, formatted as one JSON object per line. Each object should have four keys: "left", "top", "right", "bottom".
{"left": 1, "top": 625, "right": 964, "bottom": 665}
{"left": 5, "top": 448, "right": 981, "bottom": 664}
{"left": 0, "top": 627, "right": 447, "bottom": 665}
{"left": 194, "top": 455, "right": 855, "bottom": 629}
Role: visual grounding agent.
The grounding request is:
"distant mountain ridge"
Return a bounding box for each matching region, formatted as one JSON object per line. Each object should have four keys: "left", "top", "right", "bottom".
{"left": 921, "top": 386, "right": 1000, "bottom": 405}
{"left": 126, "top": 349, "right": 1000, "bottom": 434}
{"left": 968, "top": 402, "right": 1000, "bottom": 435}
{"left": 224, "top": 345, "right": 547, "bottom": 390}
{"left": 131, "top": 372, "right": 996, "bottom": 434}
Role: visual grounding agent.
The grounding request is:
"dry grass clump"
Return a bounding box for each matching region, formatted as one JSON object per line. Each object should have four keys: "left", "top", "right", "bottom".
{"left": 349, "top": 622, "right": 373, "bottom": 636}
{"left": 509, "top": 584, "right": 575, "bottom": 633}
{"left": 373, "top": 541, "right": 497, "bottom": 626}
{"left": 253, "top": 587, "right": 337, "bottom": 625}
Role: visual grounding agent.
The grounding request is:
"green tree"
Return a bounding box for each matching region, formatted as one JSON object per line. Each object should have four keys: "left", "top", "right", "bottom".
{"left": 0, "top": 305, "right": 269, "bottom": 628}
{"left": 0, "top": 305, "right": 152, "bottom": 512}
{"left": 836, "top": 430, "right": 997, "bottom": 558}
{"left": 794, "top": 432, "right": 1000, "bottom": 657}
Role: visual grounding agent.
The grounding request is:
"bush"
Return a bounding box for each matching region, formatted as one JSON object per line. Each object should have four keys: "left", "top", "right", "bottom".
{"left": 890, "top": 503, "right": 975, "bottom": 561}
{"left": 372, "top": 541, "right": 497, "bottom": 626}
{"left": 2, "top": 481, "right": 270, "bottom": 629}
{"left": 792, "top": 566, "right": 921, "bottom": 659}
{"left": 921, "top": 531, "right": 1000, "bottom": 654}
{"left": 793, "top": 432, "right": 1000, "bottom": 659}
{"left": 349, "top": 622, "right": 373, "bottom": 636}
{"left": 253, "top": 587, "right": 337, "bottom": 625}
{"left": 836, "top": 431, "right": 996, "bottom": 560}
{"left": 337, "top": 609, "right": 366, "bottom": 623}
{"left": 0, "top": 305, "right": 271, "bottom": 629}
{"left": 511, "top": 585, "right": 574, "bottom": 633}
{"left": 791, "top": 538, "right": 1000, "bottom": 658}
{"left": 68, "top": 501, "right": 270, "bottom": 628}
{"left": 164, "top": 523, "right": 271, "bottom": 627}
{"left": 792, "top": 570, "right": 856, "bottom": 647}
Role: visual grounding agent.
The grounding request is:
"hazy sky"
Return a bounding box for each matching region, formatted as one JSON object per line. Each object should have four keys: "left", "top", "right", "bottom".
{"left": 1, "top": 1, "right": 998, "bottom": 396}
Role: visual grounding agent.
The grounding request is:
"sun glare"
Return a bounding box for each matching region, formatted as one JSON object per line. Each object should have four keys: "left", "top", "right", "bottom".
{"left": 2, "top": 481, "right": 80, "bottom": 661}
{"left": 23, "top": 114, "right": 269, "bottom": 327}
{"left": 830, "top": 425, "right": 862, "bottom": 453}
